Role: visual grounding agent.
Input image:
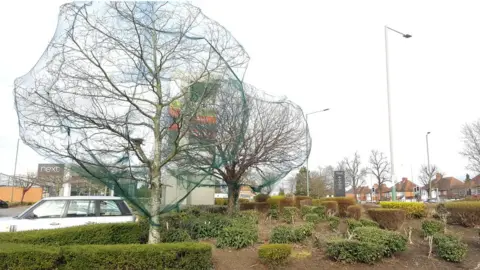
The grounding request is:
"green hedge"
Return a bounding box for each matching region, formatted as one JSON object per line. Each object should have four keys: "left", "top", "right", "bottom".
{"left": 0, "top": 222, "right": 148, "bottom": 245}
{"left": 0, "top": 243, "right": 212, "bottom": 270}
{"left": 326, "top": 239, "right": 383, "bottom": 264}
{"left": 258, "top": 244, "right": 292, "bottom": 266}
{"left": 269, "top": 223, "right": 314, "bottom": 244}
{"left": 320, "top": 197, "right": 355, "bottom": 217}
{"left": 346, "top": 205, "right": 362, "bottom": 220}
{"left": 367, "top": 209, "right": 406, "bottom": 230}
{"left": 380, "top": 202, "right": 425, "bottom": 218}
{"left": 216, "top": 226, "right": 258, "bottom": 249}
{"left": 421, "top": 220, "right": 444, "bottom": 237}
{"left": 433, "top": 234, "right": 468, "bottom": 263}
{"left": 445, "top": 201, "right": 480, "bottom": 227}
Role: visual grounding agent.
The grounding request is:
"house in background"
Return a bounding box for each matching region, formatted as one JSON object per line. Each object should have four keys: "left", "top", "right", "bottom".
{"left": 451, "top": 174, "right": 480, "bottom": 198}
{"left": 346, "top": 186, "right": 372, "bottom": 202}
{"left": 372, "top": 183, "right": 389, "bottom": 201}
{"left": 393, "top": 177, "right": 417, "bottom": 202}
{"left": 421, "top": 173, "right": 463, "bottom": 201}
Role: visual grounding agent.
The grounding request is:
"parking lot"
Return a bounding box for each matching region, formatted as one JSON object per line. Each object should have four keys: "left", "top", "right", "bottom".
{"left": 0, "top": 206, "right": 28, "bottom": 217}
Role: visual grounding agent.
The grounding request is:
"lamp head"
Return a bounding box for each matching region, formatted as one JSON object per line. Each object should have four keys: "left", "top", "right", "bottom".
{"left": 403, "top": 34, "right": 412, "bottom": 38}
{"left": 427, "top": 131, "right": 431, "bottom": 135}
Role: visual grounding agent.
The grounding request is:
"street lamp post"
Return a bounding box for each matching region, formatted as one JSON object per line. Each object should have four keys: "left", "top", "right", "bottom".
{"left": 385, "top": 26, "right": 412, "bottom": 201}
{"left": 426, "top": 131, "right": 431, "bottom": 199}
{"left": 305, "top": 108, "right": 330, "bottom": 197}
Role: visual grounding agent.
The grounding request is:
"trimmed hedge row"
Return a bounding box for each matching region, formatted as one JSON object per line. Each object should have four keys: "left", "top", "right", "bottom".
{"left": 0, "top": 243, "right": 212, "bottom": 270}
{"left": 444, "top": 201, "right": 480, "bottom": 227}
{"left": 380, "top": 202, "right": 425, "bottom": 219}
{"left": 367, "top": 209, "right": 406, "bottom": 230}
{"left": 320, "top": 197, "right": 356, "bottom": 217}
{"left": 0, "top": 223, "right": 148, "bottom": 245}
{"left": 347, "top": 205, "right": 361, "bottom": 220}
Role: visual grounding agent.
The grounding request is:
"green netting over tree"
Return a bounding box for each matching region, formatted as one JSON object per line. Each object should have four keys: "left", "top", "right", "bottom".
{"left": 170, "top": 83, "right": 311, "bottom": 213}
{"left": 13, "top": 1, "right": 249, "bottom": 243}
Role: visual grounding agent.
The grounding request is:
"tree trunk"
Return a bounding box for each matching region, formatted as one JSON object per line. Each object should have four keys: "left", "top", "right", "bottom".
{"left": 227, "top": 182, "right": 240, "bottom": 215}
{"left": 378, "top": 185, "right": 383, "bottom": 202}
{"left": 148, "top": 181, "right": 162, "bottom": 244}
{"left": 20, "top": 191, "right": 26, "bottom": 203}
{"left": 428, "top": 181, "right": 432, "bottom": 199}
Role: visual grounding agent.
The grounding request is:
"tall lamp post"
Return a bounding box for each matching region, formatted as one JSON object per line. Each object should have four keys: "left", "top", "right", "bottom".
{"left": 305, "top": 108, "right": 330, "bottom": 197}
{"left": 385, "top": 26, "right": 412, "bottom": 201}
{"left": 426, "top": 131, "right": 431, "bottom": 199}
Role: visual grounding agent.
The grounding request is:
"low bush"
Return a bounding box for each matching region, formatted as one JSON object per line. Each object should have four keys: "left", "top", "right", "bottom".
{"left": 216, "top": 226, "right": 258, "bottom": 249}
{"left": 182, "top": 205, "right": 228, "bottom": 215}
{"left": 328, "top": 216, "right": 340, "bottom": 231}
{"left": 299, "top": 199, "right": 313, "bottom": 208}
{"left": 185, "top": 214, "right": 232, "bottom": 240}
{"left": 0, "top": 223, "right": 148, "bottom": 245}
{"left": 300, "top": 205, "right": 315, "bottom": 218}
{"left": 294, "top": 196, "right": 312, "bottom": 208}
{"left": 312, "top": 199, "right": 321, "bottom": 206}
{"left": 320, "top": 201, "right": 339, "bottom": 216}
{"left": 258, "top": 244, "right": 292, "bottom": 266}
{"left": 161, "top": 228, "right": 191, "bottom": 243}
{"left": 239, "top": 202, "right": 256, "bottom": 211}
{"left": 238, "top": 198, "right": 250, "bottom": 204}
{"left": 305, "top": 213, "right": 321, "bottom": 224}
{"left": 235, "top": 210, "right": 259, "bottom": 225}
{"left": 254, "top": 194, "right": 270, "bottom": 202}
{"left": 321, "top": 197, "right": 356, "bottom": 217}
{"left": 214, "top": 198, "right": 228, "bottom": 205}
{"left": 282, "top": 207, "right": 298, "bottom": 224}
{"left": 421, "top": 220, "right": 444, "bottom": 237}
{"left": 433, "top": 234, "right": 468, "bottom": 263}
{"left": 326, "top": 239, "right": 383, "bottom": 264}
{"left": 347, "top": 205, "right": 362, "bottom": 220}
{"left": 354, "top": 227, "right": 407, "bottom": 257}
{"left": 255, "top": 202, "right": 270, "bottom": 213}
{"left": 0, "top": 242, "right": 212, "bottom": 270}
{"left": 312, "top": 205, "right": 326, "bottom": 219}
{"left": 270, "top": 224, "right": 314, "bottom": 244}
{"left": 362, "top": 203, "right": 380, "bottom": 211}
{"left": 380, "top": 202, "right": 426, "bottom": 219}
{"left": 445, "top": 201, "right": 480, "bottom": 227}
{"left": 279, "top": 198, "right": 295, "bottom": 210}
{"left": 346, "top": 218, "right": 363, "bottom": 232}
{"left": 267, "top": 209, "right": 279, "bottom": 220}
{"left": 367, "top": 209, "right": 406, "bottom": 230}
{"left": 359, "top": 218, "right": 379, "bottom": 228}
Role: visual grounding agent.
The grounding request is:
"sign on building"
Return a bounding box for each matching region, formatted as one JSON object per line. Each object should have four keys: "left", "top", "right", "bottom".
{"left": 37, "top": 164, "right": 65, "bottom": 178}
{"left": 334, "top": 171, "right": 346, "bottom": 197}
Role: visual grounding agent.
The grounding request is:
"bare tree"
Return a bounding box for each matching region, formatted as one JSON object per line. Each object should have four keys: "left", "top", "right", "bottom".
{"left": 344, "top": 152, "right": 368, "bottom": 199}
{"left": 173, "top": 85, "right": 309, "bottom": 214}
{"left": 419, "top": 164, "right": 439, "bottom": 199}
{"left": 14, "top": 2, "right": 249, "bottom": 243}
{"left": 461, "top": 120, "right": 480, "bottom": 173}
{"left": 17, "top": 173, "right": 38, "bottom": 203}
{"left": 368, "top": 150, "right": 390, "bottom": 201}
{"left": 318, "top": 165, "right": 335, "bottom": 194}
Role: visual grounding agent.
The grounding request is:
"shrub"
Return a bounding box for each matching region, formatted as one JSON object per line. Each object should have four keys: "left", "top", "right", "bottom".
{"left": 299, "top": 199, "right": 313, "bottom": 208}
{"left": 266, "top": 198, "right": 281, "bottom": 209}
{"left": 433, "top": 234, "right": 468, "bottom": 262}
{"left": 258, "top": 244, "right": 292, "bottom": 266}
{"left": 239, "top": 202, "right": 256, "bottom": 211}
{"left": 254, "top": 194, "right": 270, "bottom": 202}
{"left": 362, "top": 203, "right": 380, "bottom": 211}
{"left": 347, "top": 205, "right": 362, "bottom": 220}
{"left": 359, "top": 218, "right": 379, "bottom": 228}
{"left": 320, "top": 201, "right": 339, "bottom": 216}
{"left": 0, "top": 243, "right": 212, "bottom": 270}
{"left": 267, "top": 209, "right": 279, "bottom": 220}
{"left": 380, "top": 202, "right": 426, "bottom": 218}
{"left": 445, "top": 201, "right": 480, "bottom": 227}
{"left": 270, "top": 224, "right": 313, "bottom": 244}
{"left": 354, "top": 227, "right": 407, "bottom": 257}
{"left": 238, "top": 198, "right": 250, "bottom": 204}
{"left": 326, "top": 239, "right": 383, "bottom": 264}
{"left": 216, "top": 226, "right": 258, "bottom": 249}
{"left": 0, "top": 223, "right": 148, "bottom": 245}
{"left": 300, "top": 205, "right": 315, "bottom": 218}
{"left": 185, "top": 214, "right": 232, "bottom": 239}
{"left": 233, "top": 210, "right": 259, "bottom": 226}
{"left": 346, "top": 218, "right": 363, "bottom": 232}
{"left": 367, "top": 209, "right": 406, "bottom": 230}
{"left": 255, "top": 202, "right": 270, "bottom": 213}
{"left": 321, "top": 197, "right": 356, "bottom": 217}
{"left": 215, "top": 198, "right": 228, "bottom": 205}
{"left": 182, "top": 205, "right": 228, "bottom": 215}
{"left": 279, "top": 198, "right": 295, "bottom": 210}
{"left": 294, "top": 196, "right": 312, "bottom": 208}
{"left": 421, "top": 220, "right": 444, "bottom": 237}
{"left": 312, "top": 199, "right": 321, "bottom": 206}
{"left": 328, "top": 216, "right": 340, "bottom": 231}
{"left": 305, "top": 213, "right": 321, "bottom": 224}
{"left": 312, "top": 205, "right": 326, "bottom": 219}
{"left": 161, "top": 228, "right": 191, "bottom": 243}
{"left": 282, "top": 207, "right": 298, "bottom": 224}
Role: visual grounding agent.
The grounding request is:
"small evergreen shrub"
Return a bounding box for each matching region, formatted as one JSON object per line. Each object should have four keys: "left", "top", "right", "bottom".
{"left": 270, "top": 224, "right": 313, "bottom": 243}
{"left": 300, "top": 205, "right": 315, "bottom": 218}
{"left": 258, "top": 244, "right": 292, "bottom": 266}
{"left": 320, "top": 201, "right": 339, "bottom": 216}
{"left": 359, "top": 218, "right": 379, "bottom": 228}
{"left": 354, "top": 227, "right": 407, "bottom": 257}
{"left": 321, "top": 197, "right": 356, "bottom": 217}
{"left": 421, "top": 220, "right": 444, "bottom": 237}
{"left": 433, "top": 234, "right": 468, "bottom": 262}
{"left": 326, "top": 239, "right": 383, "bottom": 264}
{"left": 367, "top": 209, "right": 406, "bottom": 230}
{"left": 254, "top": 194, "right": 270, "bottom": 202}
{"left": 305, "top": 213, "right": 321, "bottom": 224}
{"left": 268, "top": 209, "right": 279, "bottom": 220}
{"left": 312, "top": 205, "right": 326, "bottom": 219}
{"left": 346, "top": 218, "right": 363, "bottom": 232}
{"left": 294, "top": 222, "right": 315, "bottom": 240}
{"left": 161, "top": 228, "right": 192, "bottom": 243}
{"left": 347, "top": 205, "right": 362, "bottom": 220}
{"left": 282, "top": 207, "right": 298, "bottom": 224}
{"left": 216, "top": 226, "right": 258, "bottom": 249}
{"left": 328, "top": 216, "right": 340, "bottom": 231}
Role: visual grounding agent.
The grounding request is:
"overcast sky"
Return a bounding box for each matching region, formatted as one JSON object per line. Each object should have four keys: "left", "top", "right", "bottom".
{"left": 1, "top": 1, "right": 479, "bottom": 186}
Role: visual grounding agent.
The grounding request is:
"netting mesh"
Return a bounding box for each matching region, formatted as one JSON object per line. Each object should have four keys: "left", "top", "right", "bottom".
{"left": 13, "top": 1, "right": 311, "bottom": 226}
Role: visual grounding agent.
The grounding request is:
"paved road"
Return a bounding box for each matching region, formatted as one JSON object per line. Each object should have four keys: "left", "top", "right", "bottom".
{"left": 0, "top": 206, "right": 29, "bottom": 217}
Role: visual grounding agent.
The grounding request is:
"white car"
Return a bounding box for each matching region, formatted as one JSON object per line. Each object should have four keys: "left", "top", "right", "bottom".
{"left": 0, "top": 196, "right": 136, "bottom": 232}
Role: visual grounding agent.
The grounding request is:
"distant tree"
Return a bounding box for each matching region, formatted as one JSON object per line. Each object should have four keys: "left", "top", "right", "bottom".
{"left": 368, "top": 150, "right": 390, "bottom": 201}
{"left": 343, "top": 152, "right": 368, "bottom": 199}
{"left": 18, "top": 173, "right": 38, "bottom": 203}
{"left": 419, "top": 164, "right": 439, "bottom": 199}
{"left": 461, "top": 120, "right": 480, "bottom": 173}
{"left": 294, "top": 167, "right": 308, "bottom": 195}
{"left": 278, "top": 188, "right": 285, "bottom": 196}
